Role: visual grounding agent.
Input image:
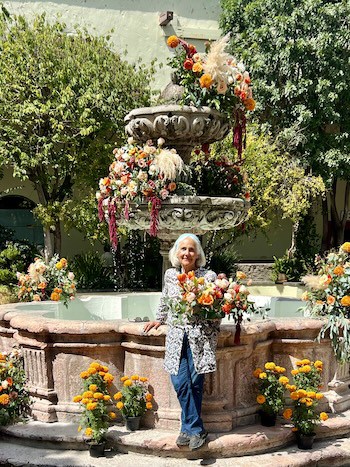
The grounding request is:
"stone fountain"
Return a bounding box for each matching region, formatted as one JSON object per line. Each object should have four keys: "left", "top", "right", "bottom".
{"left": 124, "top": 104, "right": 249, "bottom": 273}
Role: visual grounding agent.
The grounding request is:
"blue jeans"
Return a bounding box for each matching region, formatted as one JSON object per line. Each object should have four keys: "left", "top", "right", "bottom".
{"left": 170, "top": 334, "right": 205, "bottom": 435}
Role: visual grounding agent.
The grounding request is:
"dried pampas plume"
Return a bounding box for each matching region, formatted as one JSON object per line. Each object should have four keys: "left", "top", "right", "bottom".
{"left": 301, "top": 274, "right": 324, "bottom": 290}
{"left": 154, "top": 149, "right": 184, "bottom": 181}
{"left": 203, "top": 33, "right": 231, "bottom": 84}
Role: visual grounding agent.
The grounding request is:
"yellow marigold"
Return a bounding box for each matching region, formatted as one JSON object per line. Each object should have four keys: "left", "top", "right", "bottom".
{"left": 0, "top": 394, "right": 10, "bottom": 405}
{"left": 291, "top": 369, "right": 299, "bottom": 376}
{"left": 341, "top": 295, "right": 350, "bottom": 307}
{"left": 89, "top": 384, "right": 98, "bottom": 392}
{"left": 283, "top": 408, "right": 293, "bottom": 420}
{"left": 333, "top": 265, "right": 344, "bottom": 276}
{"left": 265, "top": 362, "right": 276, "bottom": 370}
{"left": 256, "top": 394, "right": 266, "bottom": 404}
{"left": 145, "top": 393, "right": 153, "bottom": 401}
{"left": 307, "top": 391, "right": 316, "bottom": 399}
{"left": 50, "top": 292, "right": 60, "bottom": 301}
{"left": 288, "top": 385, "right": 296, "bottom": 392}
{"left": 259, "top": 372, "right": 267, "bottom": 379}
{"left": 81, "top": 398, "right": 90, "bottom": 405}
{"left": 253, "top": 368, "right": 263, "bottom": 378}
{"left": 82, "top": 391, "right": 94, "bottom": 398}
{"left": 300, "top": 397, "right": 307, "bottom": 404}
{"left": 292, "top": 427, "right": 298, "bottom": 432}
{"left": 124, "top": 379, "right": 132, "bottom": 387}
{"left": 305, "top": 398, "right": 313, "bottom": 407}
{"left": 290, "top": 392, "right": 299, "bottom": 401}
{"left": 102, "top": 366, "right": 109, "bottom": 373}
{"left": 80, "top": 371, "right": 89, "bottom": 379}
{"left": 298, "top": 389, "right": 307, "bottom": 398}
{"left": 104, "top": 395, "right": 111, "bottom": 401}
{"left": 139, "top": 377, "right": 148, "bottom": 382}
{"left": 314, "top": 360, "right": 323, "bottom": 368}
{"left": 73, "top": 395, "right": 82, "bottom": 403}
{"left": 279, "top": 376, "right": 289, "bottom": 385}
{"left": 167, "top": 35, "right": 180, "bottom": 48}
{"left": 131, "top": 375, "right": 139, "bottom": 380}
{"left": 275, "top": 366, "right": 286, "bottom": 373}
{"left": 199, "top": 73, "right": 213, "bottom": 89}
{"left": 341, "top": 242, "right": 350, "bottom": 253}
{"left": 93, "top": 392, "right": 104, "bottom": 400}
{"left": 114, "top": 392, "right": 123, "bottom": 400}
{"left": 316, "top": 393, "right": 324, "bottom": 400}
{"left": 85, "top": 427, "right": 93, "bottom": 437}
{"left": 86, "top": 402, "right": 97, "bottom": 411}
{"left": 116, "top": 401, "right": 124, "bottom": 410}
{"left": 192, "top": 62, "right": 203, "bottom": 73}
{"left": 320, "top": 412, "right": 329, "bottom": 421}
{"left": 301, "top": 359, "right": 310, "bottom": 365}
{"left": 146, "top": 402, "right": 153, "bottom": 410}
{"left": 109, "top": 411, "right": 117, "bottom": 419}
{"left": 236, "top": 271, "right": 247, "bottom": 280}
{"left": 90, "top": 362, "right": 102, "bottom": 370}
{"left": 87, "top": 367, "right": 97, "bottom": 375}
{"left": 104, "top": 373, "right": 114, "bottom": 383}
{"left": 120, "top": 376, "right": 129, "bottom": 382}
{"left": 98, "top": 371, "right": 106, "bottom": 377}
{"left": 300, "top": 365, "right": 311, "bottom": 373}
{"left": 296, "top": 360, "right": 303, "bottom": 366}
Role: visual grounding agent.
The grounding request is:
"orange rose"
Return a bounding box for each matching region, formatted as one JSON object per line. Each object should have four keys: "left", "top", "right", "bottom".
{"left": 199, "top": 73, "right": 213, "bottom": 89}
{"left": 333, "top": 266, "right": 344, "bottom": 276}
{"left": 167, "top": 35, "right": 180, "bottom": 48}
{"left": 168, "top": 182, "right": 177, "bottom": 192}
{"left": 50, "top": 292, "right": 60, "bottom": 301}
{"left": 221, "top": 303, "right": 232, "bottom": 314}
{"left": 198, "top": 294, "right": 214, "bottom": 306}
{"left": 183, "top": 58, "right": 194, "bottom": 70}
{"left": 327, "top": 295, "right": 336, "bottom": 305}
{"left": 341, "top": 295, "right": 350, "bottom": 307}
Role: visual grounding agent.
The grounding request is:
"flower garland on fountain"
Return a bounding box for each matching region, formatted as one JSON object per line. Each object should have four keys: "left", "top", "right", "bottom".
{"left": 97, "top": 138, "right": 184, "bottom": 247}
{"left": 166, "top": 33, "right": 255, "bottom": 158}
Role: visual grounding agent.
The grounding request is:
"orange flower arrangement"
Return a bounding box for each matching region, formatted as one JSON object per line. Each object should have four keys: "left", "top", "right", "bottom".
{"left": 112, "top": 374, "right": 153, "bottom": 420}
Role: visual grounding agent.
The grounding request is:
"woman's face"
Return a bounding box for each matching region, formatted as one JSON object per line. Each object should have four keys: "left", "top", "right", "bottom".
{"left": 177, "top": 238, "right": 199, "bottom": 272}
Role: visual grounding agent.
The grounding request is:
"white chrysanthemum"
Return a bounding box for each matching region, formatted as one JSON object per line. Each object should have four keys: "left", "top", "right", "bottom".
{"left": 153, "top": 149, "right": 183, "bottom": 181}
{"left": 202, "top": 33, "right": 232, "bottom": 84}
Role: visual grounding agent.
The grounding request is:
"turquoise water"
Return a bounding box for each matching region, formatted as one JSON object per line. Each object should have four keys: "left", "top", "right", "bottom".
{"left": 13, "top": 292, "right": 305, "bottom": 321}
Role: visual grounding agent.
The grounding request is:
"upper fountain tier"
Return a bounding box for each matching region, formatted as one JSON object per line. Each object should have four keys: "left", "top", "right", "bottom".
{"left": 124, "top": 105, "right": 230, "bottom": 163}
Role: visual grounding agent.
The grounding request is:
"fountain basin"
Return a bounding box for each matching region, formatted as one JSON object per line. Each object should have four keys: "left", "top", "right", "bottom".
{"left": 1, "top": 296, "right": 349, "bottom": 431}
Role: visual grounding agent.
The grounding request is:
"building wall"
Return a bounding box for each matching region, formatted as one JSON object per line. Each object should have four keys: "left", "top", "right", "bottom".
{"left": 1, "top": 1, "right": 293, "bottom": 260}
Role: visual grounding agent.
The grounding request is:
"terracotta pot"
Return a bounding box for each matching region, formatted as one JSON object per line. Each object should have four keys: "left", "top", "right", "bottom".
{"left": 125, "top": 416, "right": 141, "bottom": 431}
{"left": 88, "top": 441, "right": 106, "bottom": 457}
{"left": 259, "top": 410, "right": 277, "bottom": 427}
{"left": 296, "top": 432, "right": 316, "bottom": 450}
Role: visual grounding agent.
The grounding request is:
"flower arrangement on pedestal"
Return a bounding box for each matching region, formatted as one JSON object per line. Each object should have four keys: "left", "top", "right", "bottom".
{"left": 166, "top": 34, "right": 255, "bottom": 158}
{"left": 0, "top": 349, "right": 30, "bottom": 426}
{"left": 73, "top": 362, "right": 115, "bottom": 445}
{"left": 112, "top": 374, "right": 153, "bottom": 431}
{"left": 172, "top": 271, "right": 260, "bottom": 344}
{"left": 283, "top": 359, "right": 328, "bottom": 448}
{"left": 253, "top": 361, "right": 288, "bottom": 424}
{"left": 301, "top": 242, "right": 350, "bottom": 362}
{"left": 16, "top": 255, "right": 76, "bottom": 306}
{"left": 96, "top": 138, "right": 184, "bottom": 246}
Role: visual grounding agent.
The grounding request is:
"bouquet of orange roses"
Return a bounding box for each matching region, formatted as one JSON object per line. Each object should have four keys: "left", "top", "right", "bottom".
{"left": 171, "top": 271, "right": 257, "bottom": 343}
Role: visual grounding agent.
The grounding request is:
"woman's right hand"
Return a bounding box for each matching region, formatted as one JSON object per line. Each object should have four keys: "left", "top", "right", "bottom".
{"left": 143, "top": 320, "right": 162, "bottom": 333}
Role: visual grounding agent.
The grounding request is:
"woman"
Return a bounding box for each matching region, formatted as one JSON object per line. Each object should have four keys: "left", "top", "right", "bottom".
{"left": 144, "top": 233, "right": 219, "bottom": 451}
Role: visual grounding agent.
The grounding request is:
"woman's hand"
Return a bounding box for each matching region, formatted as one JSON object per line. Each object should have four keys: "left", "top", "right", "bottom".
{"left": 143, "top": 320, "right": 162, "bottom": 333}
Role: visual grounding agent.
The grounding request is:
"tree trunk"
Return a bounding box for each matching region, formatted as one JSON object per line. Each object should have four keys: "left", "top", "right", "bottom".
{"left": 53, "top": 221, "right": 62, "bottom": 256}
{"left": 288, "top": 220, "right": 299, "bottom": 258}
{"left": 321, "top": 196, "right": 330, "bottom": 253}
{"left": 43, "top": 227, "right": 54, "bottom": 262}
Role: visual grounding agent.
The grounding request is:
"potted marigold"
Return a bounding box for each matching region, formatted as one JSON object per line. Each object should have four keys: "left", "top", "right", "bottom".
{"left": 0, "top": 348, "right": 30, "bottom": 426}
{"left": 73, "top": 361, "right": 114, "bottom": 457}
{"left": 113, "top": 374, "right": 153, "bottom": 431}
{"left": 283, "top": 359, "right": 329, "bottom": 450}
{"left": 253, "top": 361, "right": 289, "bottom": 426}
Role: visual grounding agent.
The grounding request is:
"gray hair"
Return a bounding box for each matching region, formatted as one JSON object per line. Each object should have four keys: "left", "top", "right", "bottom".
{"left": 168, "top": 233, "right": 206, "bottom": 269}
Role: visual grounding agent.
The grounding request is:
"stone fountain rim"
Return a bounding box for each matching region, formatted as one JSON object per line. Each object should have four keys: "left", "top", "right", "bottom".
{"left": 124, "top": 104, "right": 228, "bottom": 121}
{"left": 123, "top": 195, "right": 249, "bottom": 208}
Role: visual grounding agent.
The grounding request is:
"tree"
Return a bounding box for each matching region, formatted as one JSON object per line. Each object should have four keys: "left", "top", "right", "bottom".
{"left": 0, "top": 12, "right": 153, "bottom": 258}
{"left": 220, "top": 0, "right": 350, "bottom": 248}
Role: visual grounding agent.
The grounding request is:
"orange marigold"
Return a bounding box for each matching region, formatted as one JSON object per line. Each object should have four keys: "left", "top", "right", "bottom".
{"left": 192, "top": 62, "right": 203, "bottom": 73}
{"left": 120, "top": 376, "right": 129, "bottom": 382}
{"left": 73, "top": 395, "right": 82, "bottom": 403}
{"left": 139, "top": 377, "right": 148, "bottom": 382}
{"left": 243, "top": 97, "right": 256, "bottom": 111}
{"left": 145, "top": 393, "right": 153, "bottom": 401}
{"left": 131, "top": 375, "right": 139, "bottom": 381}
{"left": 283, "top": 408, "right": 293, "bottom": 419}
{"left": 86, "top": 402, "right": 97, "bottom": 411}
{"left": 85, "top": 427, "right": 93, "bottom": 437}
{"left": 253, "top": 368, "right": 263, "bottom": 378}
{"left": 80, "top": 371, "right": 89, "bottom": 379}
{"left": 50, "top": 292, "right": 60, "bottom": 301}
{"left": 116, "top": 401, "right": 124, "bottom": 410}
{"left": 256, "top": 394, "right": 266, "bottom": 404}
{"left": 0, "top": 394, "right": 10, "bottom": 405}
{"left": 320, "top": 412, "right": 329, "bottom": 421}
{"left": 167, "top": 35, "right": 180, "bottom": 48}
{"left": 124, "top": 379, "right": 132, "bottom": 387}
{"left": 114, "top": 392, "right": 123, "bottom": 400}
{"left": 104, "top": 395, "right": 111, "bottom": 401}
{"left": 89, "top": 384, "right": 98, "bottom": 392}
{"left": 199, "top": 73, "right": 213, "bottom": 89}
{"left": 93, "top": 392, "right": 104, "bottom": 400}
{"left": 109, "top": 411, "right": 117, "bottom": 419}
{"left": 104, "top": 373, "right": 114, "bottom": 383}
{"left": 146, "top": 402, "right": 153, "bottom": 410}
{"left": 341, "top": 242, "right": 350, "bottom": 253}
{"left": 333, "top": 265, "right": 344, "bottom": 276}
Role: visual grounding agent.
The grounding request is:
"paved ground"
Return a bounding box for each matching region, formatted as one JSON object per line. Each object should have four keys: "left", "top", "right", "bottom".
{"left": 1, "top": 435, "right": 350, "bottom": 466}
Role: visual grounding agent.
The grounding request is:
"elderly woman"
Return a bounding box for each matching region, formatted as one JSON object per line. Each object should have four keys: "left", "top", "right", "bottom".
{"left": 144, "top": 233, "right": 219, "bottom": 451}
